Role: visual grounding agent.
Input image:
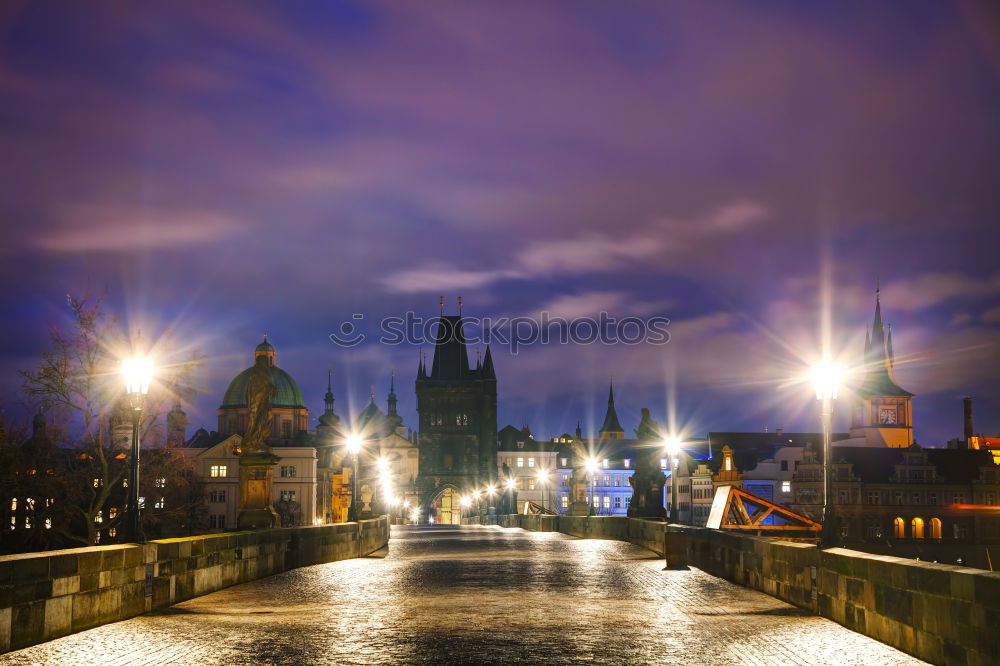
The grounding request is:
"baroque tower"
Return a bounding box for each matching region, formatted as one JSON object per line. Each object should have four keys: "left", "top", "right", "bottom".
{"left": 847, "top": 289, "right": 915, "bottom": 448}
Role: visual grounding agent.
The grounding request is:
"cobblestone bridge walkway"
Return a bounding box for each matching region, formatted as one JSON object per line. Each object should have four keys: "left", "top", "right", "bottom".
{"left": 2, "top": 525, "right": 924, "bottom": 665}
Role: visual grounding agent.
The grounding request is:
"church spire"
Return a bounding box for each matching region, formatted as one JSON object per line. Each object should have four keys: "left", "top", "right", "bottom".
{"left": 324, "top": 366, "right": 335, "bottom": 412}
{"left": 387, "top": 367, "right": 398, "bottom": 418}
{"left": 481, "top": 345, "right": 496, "bottom": 380}
{"left": 599, "top": 379, "right": 624, "bottom": 439}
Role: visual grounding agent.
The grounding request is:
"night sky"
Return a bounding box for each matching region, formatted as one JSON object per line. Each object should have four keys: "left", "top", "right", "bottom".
{"left": 2, "top": 1, "right": 999, "bottom": 446}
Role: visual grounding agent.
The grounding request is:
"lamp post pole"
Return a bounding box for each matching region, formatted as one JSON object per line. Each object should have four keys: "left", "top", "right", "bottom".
{"left": 665, "top": 438, "right": 681, "bottom": 524}
{"left": 346, "top": 435, "right": 362, "bottom": 522}
{"left": 811, "top": 362, "right": 843, "bottom": 548}
{"left": 122, "top": 358, "right": 152, "bottom": 544}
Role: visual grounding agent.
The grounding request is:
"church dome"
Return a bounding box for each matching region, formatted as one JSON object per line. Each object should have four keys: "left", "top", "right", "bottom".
{"left": 221, "top": 337, "right": 306, "bottom": 409}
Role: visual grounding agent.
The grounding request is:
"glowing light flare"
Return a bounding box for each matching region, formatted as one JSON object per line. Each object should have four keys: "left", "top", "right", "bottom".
{"left": 459, "top": 496, "right": 472, "bottom": 508}
{"left": 505, "top": 478, "right": 516, "bottom": 490}
{"left": 122, "top": 358, "right": 154, "bottom": 395}
{"left": 663, "top": 437, "right": 681, "bottom": 459}
{"left": 485, "top": 485, "right": 496, "bottom": 497}
{"left": 585, "top": 458, "right": 599, "bottom": 474}
{"left": 345, "top": 434, "right": 362, "bottom": 455}
{"left": 536, "top": 469, "right": 549, "bottom": 484}
{"left": 810, "top": 362, "right": 845, "bottom": 401}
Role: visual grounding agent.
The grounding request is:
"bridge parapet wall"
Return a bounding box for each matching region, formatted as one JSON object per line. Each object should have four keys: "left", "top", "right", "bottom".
{"left": 0, "top": 517, "right": 389, "bottom": 654}
{"left": 501, "top": 514, "right": 1000, "bottom": 665}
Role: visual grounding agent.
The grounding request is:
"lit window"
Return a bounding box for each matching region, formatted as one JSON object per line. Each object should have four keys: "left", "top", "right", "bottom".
{"left": 108, "top": 527, "right": 116, "bottom": 537}
{"left": 138, "top": 497, "right": 145, "bottom": 509}
{"left": 93, "top": 478, "right": 102, "bottom": 488}
{"left": 660, "top": 458, "right": 668, "bottom": 470}
{"left": 280, "top": 465, "right": 297, "bottom": 478}
{"left": 154, "top": 478, "right": 166, "bottom": 488}
{"left": 45, "top": 518, "right": 52, "bottom": 530}
{"left": 109, "top": 507, "right": 118, "bottom": 520}
{"left": 154, "top": 497, "right": 165, "bottom": 509}
{"left": 623, "top": 459, "right": 631, "bottom": 469}
{"left": 9, "top": 498, "right": 16, "bottom": 511}
{"left": 561, "top": 496, "right": 568, "bottom": 508}
{"left": 528, "top": 479, "right": 536, "bottom": 491}
{"left": 25, "top": 516, "right": 32, "bottom": 529}
{"left": 527, "top": 457, "right": 535, "bottom": 468}
{"left": 516, "top": 457, "right": 524, "bottom": 468}
{"left": 781, "top": 481, "right": 791, "bottom": 493}
{"left": 603, "top": 475, "right": 610, "bottom": 486}
{"left": 279, "top": 490, "right": 296, "bottom": 502}
{"left": 95, "top": 510, "right": 103, "bottom": 524}
{"left": 560, "top": 458, "right": 568, "bottom": 467}
{"left": 602, "top": 459, "right": 609, "bottom": 468}
{"left": 210, "top": 465, "right": 228, "bottom": 478}
{"left": 603, "top": 496, "right": 610, "bottom": 509}
{"left": 8, "top": 516, "right": 14, "bottom": 530}
{"left": 593, "top": 496, "right": 600, "bottom": 507}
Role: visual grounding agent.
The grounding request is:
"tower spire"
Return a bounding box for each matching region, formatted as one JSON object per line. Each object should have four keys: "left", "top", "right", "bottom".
{"left": 599, "top": 378, "right": 624, "bottom": 438}
{"left": 387, "top": 367, "right": 399, "bottom": 419}
{"left": 324, "top": 366, "right": 335, "bottom": 412}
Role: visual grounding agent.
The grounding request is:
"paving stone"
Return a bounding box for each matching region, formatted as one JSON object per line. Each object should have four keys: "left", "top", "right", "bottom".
{"left": 0, "top": 525, "right": 926, "bottom": 665}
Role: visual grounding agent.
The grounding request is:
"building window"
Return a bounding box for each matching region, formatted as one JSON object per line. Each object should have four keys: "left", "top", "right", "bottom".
{"left": 911, "top": 492, "right": 921, "bottom": 505}
{"left": 505, "top": 457, "right": 512, "bottom": 467}
{"left": 209, "top": 490, "right": 227, "bottom": 503}
{"left": 614, "top": 496, "right": 622, "bottom": 509}
{"left": 93, "top": 478, "right": 103, "bottom": 488}
{"left": 928, "top": 492, "right": 938, "bottom": 505}
{"left": 210, "top": 465, "right": 227, "bottom": 478}
{"left": 561, "top": 496, "right": 568, "bottom": 509}
{"left": 527, "top": 479, "right": 536, "bottom": 491}
{"left": 930, "top": 517, "right": 942, "bottom": 539}
{"left": 780, "top": 460, "right": 788, "bottom": 471}
{"left": 527, "top": 457, "right": 535, "bottom": 468}
{"left": 280, "top": 490, "right": 296, "bottom": 503}
{"left": 603, "top": 475, "right": 610, "bottom": 487}
{"left": 593, "top": 496, "right": 600, "bottom": 508}
{"left": 614, "top": 477, "right": 621, "bottom": 487}
{"left": 209, "top": 514, "right": 226, "bottom": 529}
{"left": 893, "top": 517, "right": 905, "bottom": 539}
{"left": 602, "top": 459, "right": 609, "bottom": 468}
{"left": 893, "top": 491, "right": 903, "bottom": 505}
{"left": 154, "top": 497, "right": 165, "bottom": 509}
{"left": 987, "top": 492, "right": 996, "bottom": 506}
{"left": 154, "top": 477, "right": 166, "bottom": 488}
{"left": 781, "top": 481, "right": 791, "bottom": 493}
{"left": 953, "top": 522, "right": 968, "bottom": 539}
{"left": 560, "top": 457, "right": 568, "bottom": 467}
{"left": 867, "top": 492, "right": 880, "bottom": 505}
{"left": 911, "top": 517, "right": 924, "bottom": 539}
{"left": 623, "top": 459, "right": 630, "bottom": 469}
{"left": 280, "top": 465, "right": 297, "bottom": 478}
{"left": 281, "top": 420, "right": 292, "bottom": 439}
{"left": 602, "top": 496, "right": 610, "bottom": 509}
{"left": 660, "top": 458, "right": 668, "bottom": 470}
{"left": 953, "top": 492, "right": 966, "bottom": 504}
{"left": 516, "top": 457, "right": 524, "bottom": 468}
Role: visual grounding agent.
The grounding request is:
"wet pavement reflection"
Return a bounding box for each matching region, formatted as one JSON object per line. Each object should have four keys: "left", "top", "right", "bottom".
{"left": 1, "top": 525, "right": 924, "bottom": 665}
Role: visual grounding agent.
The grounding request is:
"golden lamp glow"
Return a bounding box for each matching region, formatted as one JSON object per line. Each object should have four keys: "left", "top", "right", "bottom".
{"left": 585, "top": 458, "right": 599, "bottom": 474}
{"left": 663, "top": 437, "right": 681, "bottom": 459}
{"left": 505, "top": 478, "right": 516, "bottom": 490}
{"left": 459, "top": 495, "right": 472, "bottom": 508}
{"left": 345, "top": 434, "right": 362, "bottom": 455}
{"left": 810, "top": 362, "right": 845, "bottom": 401}
{"left": 122, "top": 358, "right": 154, "bottom": 395}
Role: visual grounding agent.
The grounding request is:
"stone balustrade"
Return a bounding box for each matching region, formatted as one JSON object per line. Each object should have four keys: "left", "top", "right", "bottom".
{"left": 0, "top": 517, "right": 389, "bottom": 654}
{"left": 499, "top": 513, "right": 1000, "bottom": 665}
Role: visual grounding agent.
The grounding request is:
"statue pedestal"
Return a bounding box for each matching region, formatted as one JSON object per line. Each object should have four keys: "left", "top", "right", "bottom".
{"left": 566, "top": 501, "right": 592, "bottom": 516}
{"left": 566, "top": 470, "right": 591, "bottom": 516}
{"left": 237, "top": 452, "right": 281, "bottom": 530}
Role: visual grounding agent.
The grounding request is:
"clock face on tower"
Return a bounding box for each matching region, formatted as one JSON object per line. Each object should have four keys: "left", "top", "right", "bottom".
{"left": 879, "top": 408, "right": 898, "bottom": 425}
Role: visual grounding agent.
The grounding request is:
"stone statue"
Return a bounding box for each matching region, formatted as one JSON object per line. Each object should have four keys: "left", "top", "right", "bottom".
{"left": 627, "top": 408, "right": 667, "bottom": 519}
{"left": 243, "top": 355, "right": 276, "bottom": 453}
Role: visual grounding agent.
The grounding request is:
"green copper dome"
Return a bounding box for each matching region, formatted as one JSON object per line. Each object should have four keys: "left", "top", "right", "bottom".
{"left": 221, "top": 365, "right": 306, "bottom": 409}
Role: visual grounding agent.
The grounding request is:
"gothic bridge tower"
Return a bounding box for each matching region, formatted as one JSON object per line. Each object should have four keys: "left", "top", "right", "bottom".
{"left": 415, "top": 304, "right": 497, "bottom": 523}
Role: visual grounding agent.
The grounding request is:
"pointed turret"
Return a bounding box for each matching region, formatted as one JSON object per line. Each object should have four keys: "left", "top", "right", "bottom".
{"left": 480, "top": 345, "right": 496, "bottom": 381}
{"left": 886, "top": 324, "right": 895, "bottom": 371}
{"left": 417, "top": 350, "right": 427, "bottom": 380}
{"left": 575, "top": 421, "right": 583, "bottom": 439}
{"left": 387, "top": 369, "right": 398, "bottom": 418}
{"left": 599, "top": 380, "right": 625, "bottom": 440}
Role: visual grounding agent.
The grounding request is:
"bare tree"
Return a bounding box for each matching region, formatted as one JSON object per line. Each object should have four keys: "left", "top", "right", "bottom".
{"left": 20, "top": 294, "right": 200, "bottom": 546}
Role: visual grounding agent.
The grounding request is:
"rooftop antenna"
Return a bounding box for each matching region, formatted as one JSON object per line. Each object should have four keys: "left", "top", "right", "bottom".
{"left": 458, "top": 295, "right": 463, "bottom": 316}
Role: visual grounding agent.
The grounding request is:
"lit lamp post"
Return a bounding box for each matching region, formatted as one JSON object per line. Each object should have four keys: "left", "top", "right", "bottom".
{"left": 460, "top": 495, "right": 472, "bottom": 522}
{"left": 505, "top": 477, "right": 516, "bottom": 514}
{"left": 536, "top": 469, "right": 549, "bottom": 513}
{"left": 122, "top": 358, "right": 153, "bottom": 544}
{"left": 811, "top": 362, "right": 844, "bottom": 548}
{"left": 585, "top": 458, "right": 599, "bottom": 516}
{"left": 664, "top": 437, "right": 681, "bottom": 524}
{"left": 345, "top": 434, "right": 362, "bottom": 522}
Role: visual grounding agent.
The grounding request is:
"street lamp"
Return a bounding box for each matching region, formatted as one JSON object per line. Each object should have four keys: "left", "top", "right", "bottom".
{"left": 585, "top": 458, "right": 599, "bottom": 516}
{"left": 345, "top": 434, "right": 362, "bottom": 522}
{"left": 664, "top": 437, "right": 681, "bottom": 523}
{"left": 811, "top": 361, "right": 844, "bottom": 547}
{"left": 536, "top": 469, "right": 549, "bottom": 513}
{"left": 122, "top": 358, "right": 153, "bottom": 544}
{"left": 505, "top": 477, "right": 516, "bottom": 515}
{"left": 459, "top": 495, "right": 472, "bottom": 521}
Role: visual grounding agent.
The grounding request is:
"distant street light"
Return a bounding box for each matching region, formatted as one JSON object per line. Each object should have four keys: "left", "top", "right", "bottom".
{"left": 811, "top": 362, "right": 844, "bottom": 547}
{"left": 122, "top": 358, "right": 153, "bottom": 544}
{"left": 585, "top": 458, "right": 599, "bottom": 516}
{"left": 664, "top": 437, "right": 681, "bottom": 523}
{"left": 346, "top": 434, "right": 363, "bottom": 522}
